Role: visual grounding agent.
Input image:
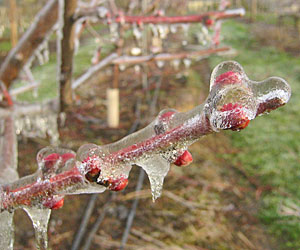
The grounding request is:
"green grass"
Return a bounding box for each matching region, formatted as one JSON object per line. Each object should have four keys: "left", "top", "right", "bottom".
{"left": 0, "top": 40, "right": 12, "bottom": 52}
{"left": 210, "top": 20, "right": 300, "bottom": 249}
{"left": 13, "top": 36, "right": 114, "bottom": 102}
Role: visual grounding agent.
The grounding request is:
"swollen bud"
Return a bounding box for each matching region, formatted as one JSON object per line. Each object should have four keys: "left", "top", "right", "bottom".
{"left": 215, "top": 71, "right": 242, "bottom": 85}
{"left": 43, "top": 153, "right": 60, "bottom": 170}
{"left": 43, "top": 197, "right": 64, "bottom": 210}
{"left": 220, "top": 103, "right": 250, "bottom": 131}
{"left": 174, "top": 150, "right": 193, "bottom": 167}
{"left": 108, "top": 177, "right": 129, "bottom": 191}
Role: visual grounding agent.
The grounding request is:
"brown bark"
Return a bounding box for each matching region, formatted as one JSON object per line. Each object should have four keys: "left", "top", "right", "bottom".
{"left": 59, "top": 0, "right": 77, "bottom": 112}
{"left": 0, "top": 0, "right": 58, "bottom": 89}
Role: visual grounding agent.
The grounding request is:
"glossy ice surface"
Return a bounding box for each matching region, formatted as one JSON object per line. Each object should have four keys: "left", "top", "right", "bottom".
{"left": 0, "top": 61, "right": 291, "bottom": 249}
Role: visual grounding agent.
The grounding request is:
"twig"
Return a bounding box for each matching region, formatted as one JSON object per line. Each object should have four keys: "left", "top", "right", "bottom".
{"left": 117, "top": 189, "right": 152, "bottom": 201}
{"left": 130, "top": 228, "right": 167, "bottom": 248}
{"left": 93, "top": 235, "right": 140, "bottom": 250}
{"left": 72, "top": 53, "right": 118, "bottom": 89}
{"left": 0, "top": 99, "right": 58, "bottom": 119}
{"left": 71, "top": 194, "right": 98, "bottom": 250}
{"left": 81, "top": 193, "right": 116, "bottom": 250}
{"left": 0, "top": 62, "right": 291, "bottom": 211}
{"left": 74, "top": 8, "right": 245, "bottom": 24}
{"left": 9, "top": 82, "right": 40, "bottom": 96}
{"left": 112, "top": 47, "right": 231, "bottom": 65}
{"left": 163, "top": 190, "right": 209, "bottom": 210}
{"left": 81, "top": 100, "right": 141, "bottom": 250}
{"left": 120, "top": 169, "right": 145, "bottom": 250}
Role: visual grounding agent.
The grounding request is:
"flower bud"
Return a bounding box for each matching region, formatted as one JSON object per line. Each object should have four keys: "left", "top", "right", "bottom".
{"left": 174, "top": 150, "right": 193, "bottom": 166}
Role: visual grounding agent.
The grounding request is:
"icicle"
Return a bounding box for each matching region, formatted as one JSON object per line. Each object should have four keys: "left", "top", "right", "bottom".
{"left": 136, "top": 155, "right": 170, "bottom": 201}
{"left": 24, "top": 208, "right": 51, "bottom": 250}
{"left": 97, "top": 6, "right": 108, "bottom": 18}
{"left": 171, "top": 59, "right": 181, "bottom": 70}
{"left": 182, "top": 40, "right": 188, "bottom": 46}
{"left": 156, "top": 60, "right": 165, "bottom": 69}
{"left": 109, "top": 23, "right": 119, "bottom": 43}
{"left": 133, "top": 24, "right": 142, "bottom": 41}
{"left": 157, "top": 25, "right": 169, "bottom": 39}
{"left": 181, "top": 23, "right": 190, "bottom": 46}
{"left": 134, "top": 65, "right": 141, "bottom": 74}
{"left": 14, "top": 110, "right": 59, "bottom": 145}
{"left": 183, "top": 58, "right": 192, "bottom": 68}
{"left": 170, "top": 24, "right": 178, "bottom": 34}
{"left": 119, "top": 64, "right": 126, "bottom": 71}
{"left": 130, "top": 47, "right": 142, "bottom": 56}
{"left": 0, "top": 211, "right": 14, "bottom": 250}
{"left": 149, "top": 24, "right": 158, "bottom": 37}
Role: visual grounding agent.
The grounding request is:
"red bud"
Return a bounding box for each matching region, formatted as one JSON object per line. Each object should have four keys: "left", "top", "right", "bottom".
{"left": 108, "top": 177, "right": 128, "bottom": 191}
{"left": 44, "top": 153, "right": 60, "bottom": 169}
{"left": 174, "top": 150, "right": 193, "bottom": 166}
{"left": 160, "top": 111, "right": 176, "bottom": 120}
{"left": 215, "top": 71, "right": 242, "bottom": 85}
{"left": 83, "top": 156, "right": 101, "bottom": 182}
{"left": 220, "top": 103, "right": 250, "bottom": 131}
{"left": 205, "top": 19, "right": 214, "bottom": 26}
{"left": 43, "top": 197, "right": 64, "bottom": 210}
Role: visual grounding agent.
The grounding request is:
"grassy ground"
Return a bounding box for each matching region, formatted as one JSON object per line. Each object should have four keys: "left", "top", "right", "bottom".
{"left": 210, "top": 20, "right": 300, "bottom": 249}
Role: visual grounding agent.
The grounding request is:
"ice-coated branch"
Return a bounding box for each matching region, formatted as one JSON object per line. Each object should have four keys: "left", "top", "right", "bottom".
{"left": 72, "top": 48, "right": 230, "bottom": 90}
{"left": 113, "top": 47, "right": 230, "bottom": 65}
{"left": 74, "top": 7, "right": 245, "bottom": 24}
{"left": 0, "top": 112, "right": 19, "bottom": 250}
{"left": 0, "top": 0, "right": 58, "bottom": 89}
{"left": 0, "top": 61, "right": 291, "bottom": 212}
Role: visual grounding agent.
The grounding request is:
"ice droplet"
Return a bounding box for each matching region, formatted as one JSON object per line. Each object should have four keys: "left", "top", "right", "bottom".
{"left": 208, "top": 61, "right": 291, "bottom": 131}
{"left": 156, "top": 60, "right": 165, "bottom": 69}
{"left": 136, "top": 155, "right": 170, "bottom": 201}
{"left": 171, "top": 59, "right": 181, "bottom": 70}
{"left": 183, "top": 59, "right": 192, "bottom": 68}
{"left": 24, "top": 208, "right": 51, "bottom": 250}
{"left": 119, "top": 64, "right": 126, "bottom": 71}
{"left": 133, "top": 25, "right": 142, "bottom": 40}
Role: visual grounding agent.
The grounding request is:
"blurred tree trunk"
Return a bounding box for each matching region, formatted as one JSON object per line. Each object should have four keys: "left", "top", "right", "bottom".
{"left": 59, "top": 0, "right": 77, "bottom": 112}
{"left": 7, "top": 0, "right": 18, "bottom": 48}
{"left": 0, "top": 0, "right": 58, "bottom": 88}
{"left": 251, "top": 0, "right": 257, "bottom": 22}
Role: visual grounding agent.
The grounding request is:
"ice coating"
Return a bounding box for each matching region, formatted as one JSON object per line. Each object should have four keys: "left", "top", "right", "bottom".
{"left": 24, "top": 208, "right": 51, "bottom": 250}
{"left": 0, "top": 61, "right": 291, "bottom": 208}
{"left": 207, "top": 61, "right": 291, "bottom": 131}
{"left": 0, "top": 211, "right": 14, "bottom": 250}
{"left": 15, "top": 111, "right": 59, "bottom": 145}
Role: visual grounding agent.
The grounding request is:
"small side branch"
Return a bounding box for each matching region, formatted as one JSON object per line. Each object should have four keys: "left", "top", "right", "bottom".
{"left": 112, "top": 47, "right": 231, "bottom": 65}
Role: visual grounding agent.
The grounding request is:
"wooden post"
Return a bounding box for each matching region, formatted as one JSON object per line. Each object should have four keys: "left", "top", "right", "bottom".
{"left": 107, "top": 88, "right": 119, "bottom": 128}
{"left": 251, "top": 0, "right": 257, "bottom": 22}
{"left": 8, "top": 0, "right": 18, "bottom": 48}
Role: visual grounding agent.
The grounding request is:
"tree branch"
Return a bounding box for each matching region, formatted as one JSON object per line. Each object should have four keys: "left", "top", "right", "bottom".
{"left": 0, "top": 0, "right": 58, "bottom": 88}
{"left": 59, "top": 0, "right": 77, "bottom": 111}
{"left": 74, "top": 8, "right": 245, "bottom": 24}
{"left": 0, "top": 61, "right": 291, "bottom": 212}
